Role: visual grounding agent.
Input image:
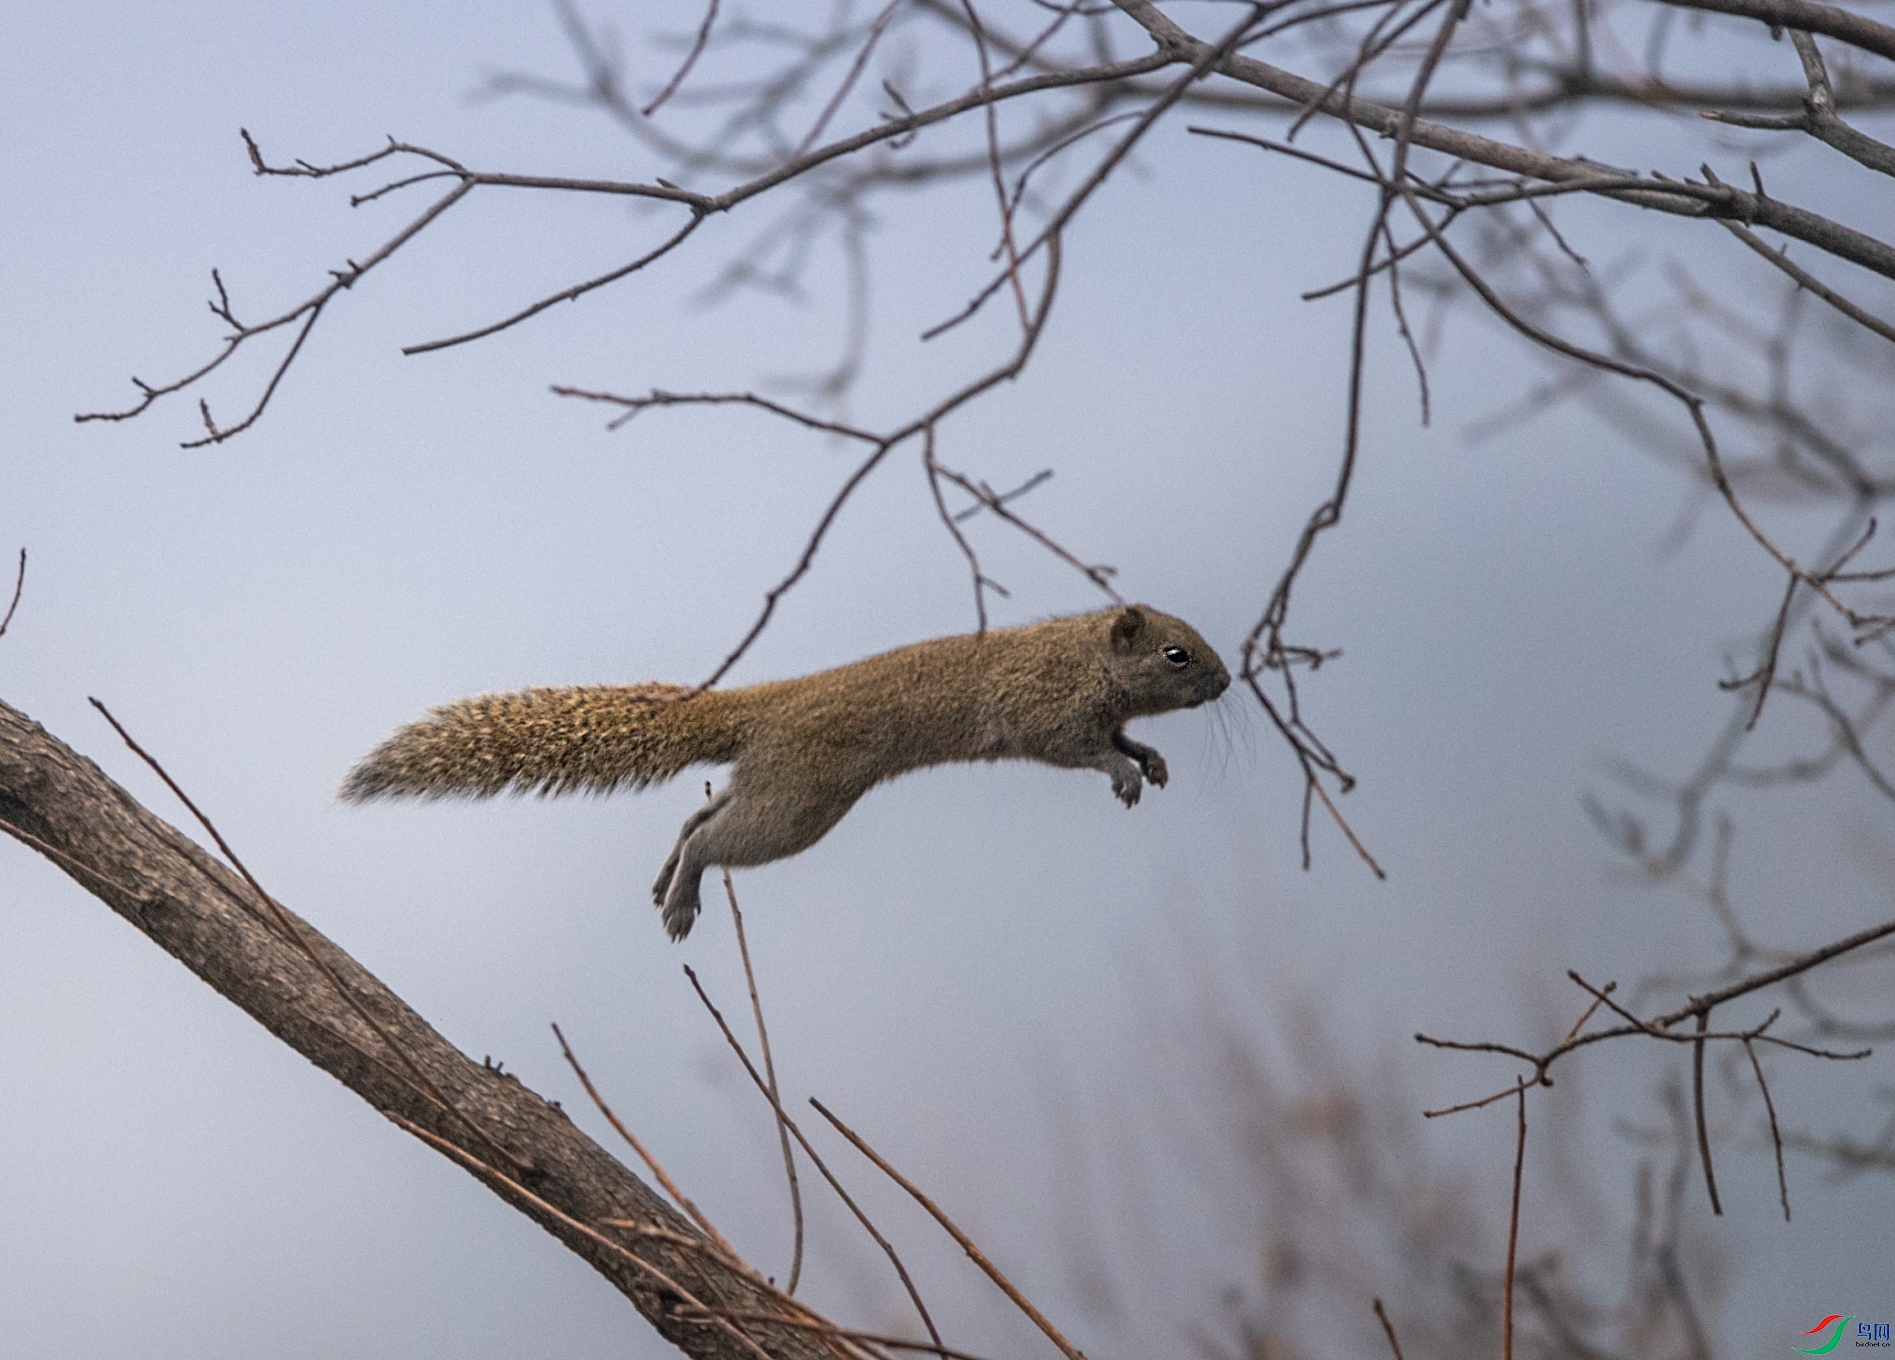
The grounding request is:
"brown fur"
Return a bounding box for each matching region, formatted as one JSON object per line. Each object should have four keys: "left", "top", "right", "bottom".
{"left": 342, "top": 605, "right": 1230, "bottom": 939}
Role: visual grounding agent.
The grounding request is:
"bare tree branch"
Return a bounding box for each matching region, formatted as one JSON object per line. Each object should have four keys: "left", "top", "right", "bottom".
{"left": 1663, "top": 0, "right": 1895, "bottom": 63}
{"left": 0, "top": 698, "right": 846, "bottom": 1360}
{"left": 1114, "top": 0, "right": 1895, "bottom": 282}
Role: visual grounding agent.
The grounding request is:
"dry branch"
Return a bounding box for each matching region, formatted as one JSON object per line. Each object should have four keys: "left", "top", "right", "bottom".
{"left": 0, "top": 698, "right": 838, "bottom": 1360}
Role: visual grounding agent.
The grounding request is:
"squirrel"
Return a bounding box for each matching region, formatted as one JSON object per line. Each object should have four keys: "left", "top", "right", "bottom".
{"left": 340, "top": 604, "right": 1230, "bottom": 940}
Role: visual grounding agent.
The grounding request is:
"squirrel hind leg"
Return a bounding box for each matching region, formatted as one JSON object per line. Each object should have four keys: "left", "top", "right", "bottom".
{"left": 653, "top": 786, "right": 735, "bottom": 940}
{"left": 660, "top": 872, "right": 707, "bottom": 941}
{"left": 653, "top": 787, "right": 733, "bottom": 905}
{"left": 655, "top": 773, "right": 866, "bottom": 940}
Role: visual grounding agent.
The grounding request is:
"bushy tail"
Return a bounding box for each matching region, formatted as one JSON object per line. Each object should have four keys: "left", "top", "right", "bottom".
{"left": 338, "top": 684, "right": 751, "bottom": 802}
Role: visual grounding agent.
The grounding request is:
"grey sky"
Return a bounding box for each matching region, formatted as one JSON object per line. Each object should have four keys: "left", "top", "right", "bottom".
{"left": 4, "top": 3, "right": 1893, "bottom": 1356}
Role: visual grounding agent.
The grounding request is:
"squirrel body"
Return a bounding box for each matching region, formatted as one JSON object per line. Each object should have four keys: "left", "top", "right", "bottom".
{"left": 341, "top": 604, "right": 1229, "bottom": 939}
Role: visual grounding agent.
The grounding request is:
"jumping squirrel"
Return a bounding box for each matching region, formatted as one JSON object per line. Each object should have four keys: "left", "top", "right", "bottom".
{"left": 340, "top": 604, "right": 1230, "bottom": 939}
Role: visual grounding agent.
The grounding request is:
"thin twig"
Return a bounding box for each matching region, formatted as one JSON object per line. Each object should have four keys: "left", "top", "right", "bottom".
{"left": 682, "top": 1310, "right": 998, "bottom": 1360}
{"left": 681, "top": 966, "right": 947, "bottom": 1353}
{"left": 0, "top": 549, "right": 23, "bottom": 639}
{"left": 929, "top": 457, "right": 1120, "bottom": 603}
{"left": 1422, "top": 1076, "right": 1533, "bottom": 1119}
{"left": 550, "top": 1022, "right": 747, "bottom": 1265}
{"left": 1692, "top": 1007, "right": 1723, "bottom": 1214}
{"left": 722, "top": 864, "right": 805, "bottom": 1294}
{"left": 1667, "top": 915, "right": 1895, "bottom": 1022}
{"left": 1372, "top": 1298, "right": 1409, "bottom": 1360}
{"left": 1116, "top": 0, "right": 1895, "bottom": 281}
{"left": 643, "top": 0, "right": 721, "bottom": 116}
{"left": 791, "top": 0, "right": 906, "bottom": 158}
{"left": 1503, "top": 1084, "right": 1526, "bottom": 1360}
{"left": 811, "top": 1097, "right": 1089, "bottom": 1360}
{"left": 1233, "top": 126, "right": 1388, "bottom": 878}
{"left": 404, "top": 216, "right": 705, "bottom": 354}
{"left": 1719, "top": 221, "right": 1895, "bottom": 345}
{"left": 962, "top": 0, "right": 1033, "bottom": 331}
{"left": 923, "top": 424, "right": 996, "bottom": 632}
{"left": 1743, "top": 1037, "right": 1792, "bottom": 1222}
{"left": 81, "top": 50, "right": 1170, "bottom": 440}
{"left": 0, "top": 817, "right": 151, "bottom": 903}
{"left": 1308, "top": 765, "right": 1385, "bottom": 876}
{"left": 1560, "top": 977, "right": 1615, "bottom": 1042}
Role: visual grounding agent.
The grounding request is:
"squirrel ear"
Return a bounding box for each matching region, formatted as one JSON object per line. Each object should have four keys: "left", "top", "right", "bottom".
{"left": 1110, "top": 606, "right": 1147, "bottom": 650}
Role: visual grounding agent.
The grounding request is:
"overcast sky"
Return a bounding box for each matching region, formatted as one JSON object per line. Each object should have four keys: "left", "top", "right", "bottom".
{"left": 5, "top": 3, "right": 1894, "bottom": 1357}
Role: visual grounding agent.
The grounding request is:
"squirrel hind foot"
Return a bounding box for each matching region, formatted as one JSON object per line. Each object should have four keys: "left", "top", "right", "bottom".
{"left": 651, "top": 862, "right": 700, "bottom": 940}
{"left": 660, "top": 877, "right": 704, "bottom": 940}
{"left": 651, "top": 787, "right": 731, "bottom": 938}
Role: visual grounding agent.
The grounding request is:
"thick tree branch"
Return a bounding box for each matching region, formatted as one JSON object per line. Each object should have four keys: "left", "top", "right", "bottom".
{"left": 0, "top": 699, "right": 838, "bottom": 1360}
{"left": 915, "top": 0, "right": 1895, "bottom": 118}
{"left": 1113, "top": 0, "right": 1895, "bottom": 283}
{"left": 1663, "top": 0, "right": 1895, "bottom": 62}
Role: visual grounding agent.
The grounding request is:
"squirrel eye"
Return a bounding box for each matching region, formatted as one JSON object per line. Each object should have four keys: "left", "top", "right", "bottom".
{"left": 1161, "top": 645, "right": 1190, "bottom": 667}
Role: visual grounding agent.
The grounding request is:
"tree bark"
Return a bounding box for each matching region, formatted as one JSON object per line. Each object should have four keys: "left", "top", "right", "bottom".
{"left": 0, "top": 698, "right": 831, "bottom": 1360}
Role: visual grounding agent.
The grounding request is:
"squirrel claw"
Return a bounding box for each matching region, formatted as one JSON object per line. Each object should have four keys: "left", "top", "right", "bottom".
{"left": 654, "top": 866, "right": 701, "bottom": 940}
{"left": 661, "top": 885, "right": 702, "bottom": 941}
{"left": 1112, "top": 731, "right": 1168, "bottom": 791}
{"left": 1112, "top": 769, "right": 1142, "bottom": 807}
{"left": 663, "top": 907, "right": 699, "bottom": 941}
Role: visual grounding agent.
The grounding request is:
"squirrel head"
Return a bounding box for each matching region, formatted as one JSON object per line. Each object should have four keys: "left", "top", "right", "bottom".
{"left": 1107, "top": 605, "right": 1231, "bottom": 716}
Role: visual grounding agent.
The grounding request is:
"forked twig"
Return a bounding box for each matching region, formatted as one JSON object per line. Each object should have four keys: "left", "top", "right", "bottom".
{"left": 923, "top": 422, "right": 1000, "bottom": 633}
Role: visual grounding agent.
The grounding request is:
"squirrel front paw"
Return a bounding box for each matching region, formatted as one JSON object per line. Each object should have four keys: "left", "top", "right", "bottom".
{"left": 1137, "top": 748, "right": 1168, "bottom": 789}
{"left": 1112, "top": 731, "right": 1168, "bottom": 790}
{"left": 1110, "top": 761, "right": 1143, "bottom": 808}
